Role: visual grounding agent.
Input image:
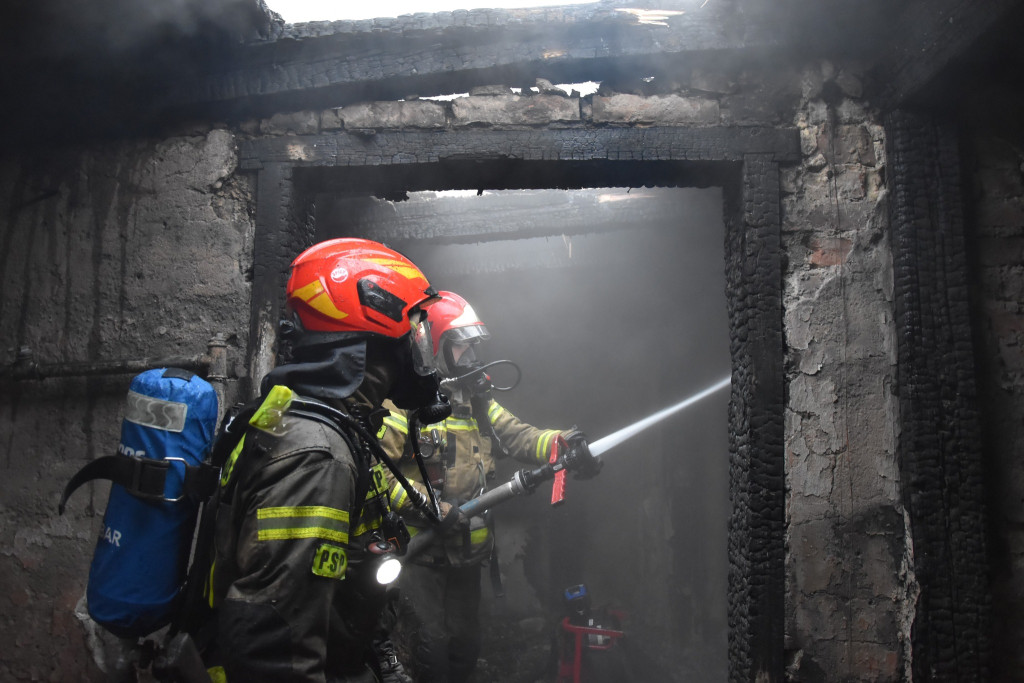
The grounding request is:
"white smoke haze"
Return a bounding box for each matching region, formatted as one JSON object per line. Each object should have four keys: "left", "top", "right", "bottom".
{"left": 317, "top": 185, "right": 731, "bottom": 678}
{"left": 264, "top": 0, "right": 597, "bottom": 23}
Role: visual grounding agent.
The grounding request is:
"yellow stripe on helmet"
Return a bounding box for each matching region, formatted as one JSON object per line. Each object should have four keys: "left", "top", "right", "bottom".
{"left": 291, "top": 279, "right": 349, "bottom": 321}
{"left": 365, "top": 257, "right": 425, "bottom": 282}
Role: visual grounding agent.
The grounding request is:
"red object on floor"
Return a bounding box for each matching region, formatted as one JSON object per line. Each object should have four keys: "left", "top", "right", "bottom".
{"left": 556, "top": 611, "right": 627, "bottom": 683}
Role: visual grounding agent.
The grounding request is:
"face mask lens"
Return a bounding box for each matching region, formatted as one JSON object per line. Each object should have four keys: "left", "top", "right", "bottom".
{"left": 453, "top": 343, "right": 477, "bottom": 368}
{"left": 409, "top": 312, "right": 435, "bottom": 376}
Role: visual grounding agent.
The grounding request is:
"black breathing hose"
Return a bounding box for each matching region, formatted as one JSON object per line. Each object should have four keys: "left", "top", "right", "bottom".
{"left": 408, "top": 411, "right": 442, "bottom": 520}
{"left": 289, "top": 397, "right": 443, "bottom": 524}
{"left": 440, "top": 360, "right": 522, "bottom": 393}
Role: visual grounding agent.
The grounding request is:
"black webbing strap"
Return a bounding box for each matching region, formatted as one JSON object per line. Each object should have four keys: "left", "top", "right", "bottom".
{"left": 471, "top": 394, "right": 509, "bottom": 458}
{"left": 489, "top": 531, "right": 505, "bottom": 599}
{"left": 58, "top": 454, "right": 220, "bottom": 515}
{"left": 162, "top": 367, "right": 196, "bottom": 382}
{"left": 172, "top": 412, "right": 259, "bottom": 637}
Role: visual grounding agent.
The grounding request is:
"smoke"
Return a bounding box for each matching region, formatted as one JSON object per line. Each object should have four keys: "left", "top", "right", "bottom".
{"left": 5, "top": 0, "right": 268, "bottom": 59}
{"left": 321, "top": 183, "right": 731, "bottom": 678}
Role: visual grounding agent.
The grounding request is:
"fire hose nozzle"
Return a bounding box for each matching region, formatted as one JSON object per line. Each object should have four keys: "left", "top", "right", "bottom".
{"left": 514, "top": 465, "right": 554, "bottom": 495}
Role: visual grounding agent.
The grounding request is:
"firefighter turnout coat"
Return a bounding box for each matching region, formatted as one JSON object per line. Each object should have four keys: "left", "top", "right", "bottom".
{"left": 378, "top": 396, "right": 562, "bottom": 565}
{"left": 206, "top": 394, "right": 395, "bottom": 683}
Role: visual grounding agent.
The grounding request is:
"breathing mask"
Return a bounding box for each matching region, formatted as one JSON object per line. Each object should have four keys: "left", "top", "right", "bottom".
{"left": 408, "top": 309, "right": 436, "bottom": 377}
{"left": 387, "top": 310, "right": 452, "bottom": 422}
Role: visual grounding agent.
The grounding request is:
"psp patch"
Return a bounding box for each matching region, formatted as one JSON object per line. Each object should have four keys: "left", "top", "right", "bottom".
{"left": 312, "top": 543, "right": 347, "bottom": 580}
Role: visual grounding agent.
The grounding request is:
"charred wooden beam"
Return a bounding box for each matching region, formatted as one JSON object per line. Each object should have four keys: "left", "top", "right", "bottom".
{"left": 160, "top": 2, "right": 792, "bottom": 118}
{"left": 885, "top": 109, "right": 991, "bottom": 680}
{"left": 726, "top": 154, "right": 786, "bottom": 683}
{"left": 239, "top": 127, "right": 800, "bottom": 170}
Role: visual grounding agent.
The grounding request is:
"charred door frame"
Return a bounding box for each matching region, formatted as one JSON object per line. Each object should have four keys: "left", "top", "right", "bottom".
{"left": 240, "top": 126, "right": 798, "bottom": 683}
{"left": 884, "top": 110, "right": 991, "bottom": 679}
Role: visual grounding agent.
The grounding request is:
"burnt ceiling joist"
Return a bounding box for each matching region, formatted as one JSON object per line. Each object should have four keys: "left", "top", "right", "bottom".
{"left": 162, "top": 2, "right": 789, "bottom": 119}
{"left": 2, "top": 0, "right": 1022, "bottom": 144}
{"left": 239, "top": 127, "right": 801, "bottom": 170}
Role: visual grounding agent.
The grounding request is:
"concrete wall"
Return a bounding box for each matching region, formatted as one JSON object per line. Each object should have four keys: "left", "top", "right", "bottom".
{"left": 0, "top": 130, "right": 254, "bottom": 681}
{"left": 782, "top": 68, "right": 904, "bottom": 681}
{"left": 0, "top": 56, "right": 911, "bottom": 682}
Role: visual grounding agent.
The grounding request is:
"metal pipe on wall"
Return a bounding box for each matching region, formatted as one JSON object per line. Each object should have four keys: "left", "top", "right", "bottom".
{"left": 2, "top": 334, "right": 232, "bottom": 385}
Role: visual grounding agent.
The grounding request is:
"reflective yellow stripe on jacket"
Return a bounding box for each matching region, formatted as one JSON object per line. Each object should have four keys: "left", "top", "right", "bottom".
{"left": 533, "top": 429, "right": 560, "bottom": 463}
{"left": 441, "top": 417, "right": 479, "bottom": 433}
{"left": 389, "top": 480, "right": 410, "bottom": 510}
{"left": 256, "top": 505, "right": 349, "bottom": 543}
{"left": 380, "top": 413, "right": 408, "bottom": 438}
{"left": 487, "top": 402, "right": 505, "bottom": 424}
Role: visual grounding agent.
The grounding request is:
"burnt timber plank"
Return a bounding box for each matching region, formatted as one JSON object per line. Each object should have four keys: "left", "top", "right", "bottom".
{"left": 239, "top": 127, "right": 801, "bottom": 170}
{"left": 159, "top": 3, "right": 787, "bottom": 116}
{"left": 726, "top": 154, "right": 785, "bottom": 683}
{"left": 885, "top": 109, "right": 990, "bottom": 680}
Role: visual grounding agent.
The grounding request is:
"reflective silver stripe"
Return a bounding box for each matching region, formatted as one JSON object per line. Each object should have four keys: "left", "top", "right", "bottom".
{"left": 445, "top": 417, "right": 478, "bottom": 431}
{"left": 125, "top": 390, "right": 188, "bottom": 433}
{"left": 383, "top": 414, "right": 409, "bottom": 435}
{"left": 417, "top": 423, "right": 447, "bottom": 437}
{"left": 390, "top": 482, "right": 409, "bottom": 509}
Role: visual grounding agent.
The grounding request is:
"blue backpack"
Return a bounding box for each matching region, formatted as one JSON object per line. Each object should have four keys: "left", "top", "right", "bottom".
{"left": 59, "top": 368, "right": 220, "bottom": 638}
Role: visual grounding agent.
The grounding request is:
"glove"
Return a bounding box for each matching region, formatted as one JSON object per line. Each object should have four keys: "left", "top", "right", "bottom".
{"left": 560, "top": 428, "right": 602, "bottom": 480}
{"left": 467, "top": 370, "right": 493, "bottom": 398}
{"left": 437, "top": 500, "right": 469, "bottom": 536}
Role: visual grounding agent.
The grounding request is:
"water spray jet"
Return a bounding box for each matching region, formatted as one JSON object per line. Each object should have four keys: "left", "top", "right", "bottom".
{"left": 405, "top": 374, "right": 732, "bottom": 558}
{"left": 587, "top": 375, "right": 731, "bottom": 459}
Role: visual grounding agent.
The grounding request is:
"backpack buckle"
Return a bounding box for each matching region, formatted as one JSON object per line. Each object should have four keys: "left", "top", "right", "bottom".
{"left": 127, "top": 457, "right": 189, "bottom": 504}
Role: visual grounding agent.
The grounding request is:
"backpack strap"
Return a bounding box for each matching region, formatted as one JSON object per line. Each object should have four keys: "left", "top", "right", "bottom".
{"left": 58, "top": 454, "right": 220, "bottom": 514}
{"left": 471, "top": 394, "right": 509, "bottom": 458}
{"left": 172, "top": 398, "right": 266, "bottom": 637}
{"left": 58, "top": 366, "right": 218, "bottom": 515}
{"left": 286, "top": 401, "right": 371, "bottom": 530}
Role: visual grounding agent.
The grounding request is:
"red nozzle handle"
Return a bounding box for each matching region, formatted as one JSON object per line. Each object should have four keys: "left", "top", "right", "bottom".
{"left": 550, "top": 435, "right": 567, "bottom": 506}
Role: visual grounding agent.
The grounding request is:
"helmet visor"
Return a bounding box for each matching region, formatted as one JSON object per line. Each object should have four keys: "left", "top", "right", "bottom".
{"left": 443, "top": 323, "right": 490, "bottom": 346}
{"left": 409, "top": 310, "right": 436, "bottom": 376}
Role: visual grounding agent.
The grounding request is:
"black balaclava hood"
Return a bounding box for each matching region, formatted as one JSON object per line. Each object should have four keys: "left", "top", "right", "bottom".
{"left": 261, "top": 332, "right": 450, "bottom": 421}
{"left": 261, "top": 337, "right": 367, "bottom": 402}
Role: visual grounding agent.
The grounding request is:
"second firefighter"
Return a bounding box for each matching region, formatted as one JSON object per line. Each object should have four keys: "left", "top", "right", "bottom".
{"left": 378, "top": 291, "right": 601, "bottom": 683}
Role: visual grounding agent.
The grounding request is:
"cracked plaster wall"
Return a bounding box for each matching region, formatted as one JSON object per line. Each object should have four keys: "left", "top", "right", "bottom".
{"left": 782, "top": 64, "right": 904, "bottom": 681}
{"left": 0, "top": 129, "right": 254, "bottom": 681}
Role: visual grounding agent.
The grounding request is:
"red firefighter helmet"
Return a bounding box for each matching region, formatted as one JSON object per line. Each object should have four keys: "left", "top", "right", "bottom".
{"left": 427, "top": 291, "right": 491, "bottom": 356}
{"left": 286, "top": 238, "right": 437, "bottom": 340}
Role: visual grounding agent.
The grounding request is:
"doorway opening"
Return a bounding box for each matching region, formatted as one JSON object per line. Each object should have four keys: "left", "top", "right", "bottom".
{"left": 316, "top": 185, "right": 730, "bottom": 680}
{"left": 244, "top": 125, "right": 793, "bottom": 680}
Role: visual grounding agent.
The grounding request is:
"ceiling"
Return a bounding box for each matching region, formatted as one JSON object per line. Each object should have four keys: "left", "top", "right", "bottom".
{"left": 1, "top": 0, "right": 1022, "bottom": 146}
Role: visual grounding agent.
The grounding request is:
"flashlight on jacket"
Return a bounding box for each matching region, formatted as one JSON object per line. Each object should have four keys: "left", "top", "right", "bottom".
{"left": 368, "top": 540, "right": 402, "bottom": 585}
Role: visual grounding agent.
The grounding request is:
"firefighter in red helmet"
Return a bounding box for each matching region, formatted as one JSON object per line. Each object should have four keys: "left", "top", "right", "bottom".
{"left": 378, "top": 291, "right": 601, "bottom": 683}
{"left": 201, "top": 239, "right": 450, "bottom": 683}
